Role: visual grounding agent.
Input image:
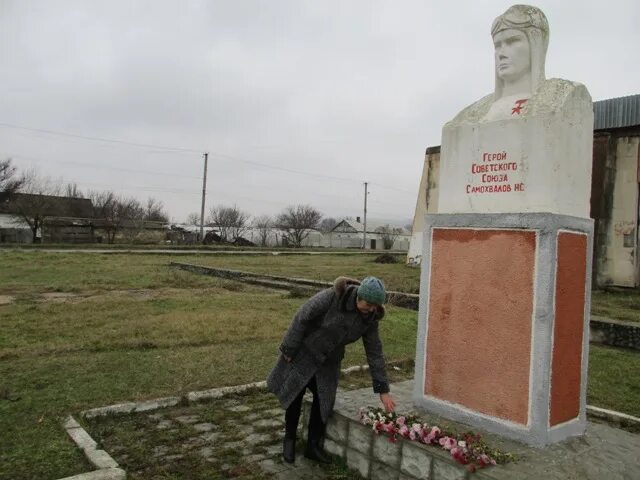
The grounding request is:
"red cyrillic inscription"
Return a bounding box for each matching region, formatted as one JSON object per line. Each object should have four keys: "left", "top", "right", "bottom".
{"left": 466, "top": 151, "right": 525, "bottom": 195}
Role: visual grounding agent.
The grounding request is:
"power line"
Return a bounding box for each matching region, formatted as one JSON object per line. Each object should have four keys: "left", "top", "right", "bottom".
{"left": 6, "top": 153, "right": 202, "bottom": 180}
{"left": 0, "top": 122, "right": 202, "bottom": 153}
{"left": 8, "top": 152, "right": 411, "bottom": 209}
{"left": 0, "top": 122, "right": 416, "bottom": 194}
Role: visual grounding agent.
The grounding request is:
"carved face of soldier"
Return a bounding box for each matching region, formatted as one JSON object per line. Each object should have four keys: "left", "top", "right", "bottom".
{"left": 493, "top": 28, "right": 531, "bottom": 83}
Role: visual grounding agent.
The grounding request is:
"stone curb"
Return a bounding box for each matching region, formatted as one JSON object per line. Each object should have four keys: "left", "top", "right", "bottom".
{"left": 83, "top": 396, "right": 181, "bottom": 419}
{"left": 187, "top": 381, "right": 267, "bottom": 402}
{"left": 170, "top": 262, "right": 421, "bottom": 310}
{"left": 586, "top": 405, "right": 640, "bottom": 430}
{"left": 59, "top": 415, "right": 124, "bottom": 480}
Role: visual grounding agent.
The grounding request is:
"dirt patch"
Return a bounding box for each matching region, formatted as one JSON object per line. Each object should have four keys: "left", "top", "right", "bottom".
{"left": 0, "top": 295, "right": 15, "bottom": 306}
{"left": 40, "top": 292, "right": 80, "bottom": 303}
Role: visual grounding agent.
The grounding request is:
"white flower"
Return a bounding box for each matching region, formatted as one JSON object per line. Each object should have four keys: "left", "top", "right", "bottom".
{"left": 458, "top": 440, "right": 466, "bottom": 448}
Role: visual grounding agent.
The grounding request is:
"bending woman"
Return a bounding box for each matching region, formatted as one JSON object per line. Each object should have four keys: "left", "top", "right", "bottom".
{"left": 267, "top": 276, "right": 396, "bottom": 464}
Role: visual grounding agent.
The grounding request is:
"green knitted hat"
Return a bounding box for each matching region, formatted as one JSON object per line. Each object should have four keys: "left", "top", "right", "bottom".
{"left": 357, "top": 276, "right": 386, "bottom": 305}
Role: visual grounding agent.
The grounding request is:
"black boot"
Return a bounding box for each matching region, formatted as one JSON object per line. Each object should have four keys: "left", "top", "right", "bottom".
{"left": 304, "top": 439, "right": 332, "bottom": 464}
{"left": 283, "top": 437, "right": 296, "bottom": 464}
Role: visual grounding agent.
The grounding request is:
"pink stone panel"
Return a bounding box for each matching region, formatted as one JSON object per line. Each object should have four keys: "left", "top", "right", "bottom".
{"left": 550, "top": 232, "right": 587, "bottom": 426}
{"left": 425, "top": 229, "right": 535, "bottom": 425}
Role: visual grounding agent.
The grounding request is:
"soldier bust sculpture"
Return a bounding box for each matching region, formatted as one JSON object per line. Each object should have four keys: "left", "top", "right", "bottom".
{"left": 448, "top": 4, "right": 588, "bottom": 125}
{"left": 437, "top": 4, "right": 593, "bottom": 218}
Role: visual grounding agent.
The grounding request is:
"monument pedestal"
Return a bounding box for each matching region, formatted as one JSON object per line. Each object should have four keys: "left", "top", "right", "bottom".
{"left": 413, "top": 213, "right": 593, "bottom": 446}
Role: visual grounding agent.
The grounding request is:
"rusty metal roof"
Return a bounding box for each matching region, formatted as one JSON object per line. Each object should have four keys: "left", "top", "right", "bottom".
{"left": 594, "top": 94, "right": 640, "bottom": 130}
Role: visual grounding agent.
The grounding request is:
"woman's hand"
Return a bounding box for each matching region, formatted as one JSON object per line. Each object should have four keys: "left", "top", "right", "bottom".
{"left": 380, "top": 393, "right": 396, "bottom": 412}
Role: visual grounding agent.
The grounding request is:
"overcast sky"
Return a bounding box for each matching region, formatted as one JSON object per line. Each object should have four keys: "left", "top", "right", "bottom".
{"left": 1, "top": 0, "right": 638, "bottom": 224}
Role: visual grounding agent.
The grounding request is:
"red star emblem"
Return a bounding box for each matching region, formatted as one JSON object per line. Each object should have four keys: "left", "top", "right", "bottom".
{"left": 512, "top": 99, "right": 528, "bottom": 115}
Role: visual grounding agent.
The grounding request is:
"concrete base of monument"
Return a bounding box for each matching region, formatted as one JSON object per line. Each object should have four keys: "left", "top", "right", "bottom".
{"left": 301, "top": 380, "right": 640, "bottom": 480}
{"left": 416, "top": 212, "right": 594, "bottom": 446}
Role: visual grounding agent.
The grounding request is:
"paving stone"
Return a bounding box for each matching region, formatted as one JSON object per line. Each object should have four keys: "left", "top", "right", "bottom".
{"left": 264, "top": 408, "right": 284, "bottom": 417}
{"left": 155, "top": 419, "right": 174, "bottom": 430}
{"left": 254, "top": 418, "right": 283, "bottom": 428}
{"left": 148, "top": 413, "right": 164, "bottom": 420}
{"left": 244, "top": 453, "right": 267, "bottom": 463}
{"left": 401, "top": 441, "right": 432, "bottom": 479}
{"left": 163, "top": 454, "right": 185, "bottom": 462}
{"left": 182, "top": 437, "right": 204, "bottom": 448}
{"left": 247, "top": 413, "right": 262, "bottom": 421}
{"left": 199, "top": 446, "right": 215, "bottom": 459}
{"left": 174, "top": 414, "right": 200, "bottom": 424}
{"left": 348, "top": 422, "right": 373, "bottom": 455}
{"left": 371, "top": 460, "right": 400, "bottom": 480}
{"left": 346, "top": 447, "right": 370, "bottom": 478}
{"left": 221, "top": 440, "right": 245, "bottom": 450}
{"left": 193, "top": 422, "right": 216, "bottom": 432}
{"left": 200, "top": 432, "right": 221, "bottom": 443}
{"left": 235, "top": 425, "right": 255, "bottom": 437}
{"left": 227, "top": 404, "right": 251, "bottom": 412}
{"left": 152, "top": 445, "right": 169, "bottom": 457}
{"left": 275, "top": 469, "right": 313, "bottom": 480}
{"left": 432, "top": 459, "right": 466, "bottom": 480}
{"left": 265, "top": 444, "right": 284, "bottom": 456}
{"left": 258, "top": 458, "right": 290, "bottom": 474}
{"left": 372, "top": 433, "right": 401, "bottom": 467}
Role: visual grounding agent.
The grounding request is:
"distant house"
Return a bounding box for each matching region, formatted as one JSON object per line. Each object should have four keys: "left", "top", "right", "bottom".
{"left": 328, "top": 218, "right": 411, "bottom": 250}
{"left": 0, "top": 193, "right": 93, "bottom": 243}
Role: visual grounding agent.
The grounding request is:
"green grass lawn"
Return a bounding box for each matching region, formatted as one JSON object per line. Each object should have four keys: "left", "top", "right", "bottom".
{"left": 0, "top": 250, "right": 638, "bottom": 479}
{"left": 591, "top": 289, "right": 640, "bottom": 323}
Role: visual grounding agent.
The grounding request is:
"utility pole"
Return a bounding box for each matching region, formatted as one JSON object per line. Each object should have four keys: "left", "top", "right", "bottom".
{"left": 363, "top": 182, "right": 368, "bottom": 249}
{"left": 199, "top": 152, "right": 208, "bottom": 242}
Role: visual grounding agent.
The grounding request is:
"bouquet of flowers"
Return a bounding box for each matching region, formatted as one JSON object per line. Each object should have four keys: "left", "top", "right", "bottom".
{"left": 358, "top": 407, "right": 516, "bottom": 472}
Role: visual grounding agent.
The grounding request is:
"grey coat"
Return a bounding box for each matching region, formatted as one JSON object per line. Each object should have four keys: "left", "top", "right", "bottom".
{"left": 267, "top": 277, "right": 390, "bottom": 422}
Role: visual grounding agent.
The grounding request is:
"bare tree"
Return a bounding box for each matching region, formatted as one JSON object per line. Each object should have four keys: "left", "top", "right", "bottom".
{"left": 276, "top": 204, "right": 322, "bottom": 248}
{"left": 11, "top": 169, "right": 62, "bottom": 243}
{"left": 375, "top": 224, "right": 404, "bottom": 250}
{"left": 252, "top": 214, "right": 273, "bottom": 247}
{"left": 208, "top": 205, "right": 250, "bottom": 243}
{"left": 185, "top": 212, "right": 201, "bottom": 226}
{"left": 64, "top": 182, "right": 83, "bottom": 198}
{"left": 120, "top": 197, "right": 145, "bottom": 242}
{"left": 145, "top": 198, "right": 169, "bottom": 223}
{"left": 319, "top": 217, "right": 338, "bottom": 233}
{"left": 0, "top": 159, "right": 23, "bottom": 202}
{"left": 90, "top": 191, "right": 144, "bottom": 244}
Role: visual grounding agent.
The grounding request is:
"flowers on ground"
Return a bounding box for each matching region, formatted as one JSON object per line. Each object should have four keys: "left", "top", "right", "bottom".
{"left": 358, "top": 407, "right": 516, "bottom": 472}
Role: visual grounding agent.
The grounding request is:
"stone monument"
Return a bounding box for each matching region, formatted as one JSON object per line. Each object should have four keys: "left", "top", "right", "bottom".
{"left": 413, "top": 5, "right": 594, "bottom": 446}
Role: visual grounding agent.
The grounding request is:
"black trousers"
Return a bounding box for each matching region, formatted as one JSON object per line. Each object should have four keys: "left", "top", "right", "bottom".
{"left": 284, "top": 376, "right": 325, "bottom": 442}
